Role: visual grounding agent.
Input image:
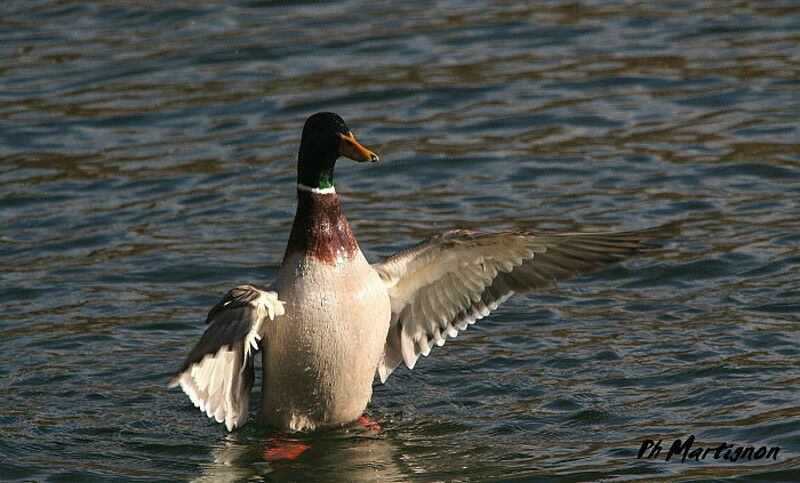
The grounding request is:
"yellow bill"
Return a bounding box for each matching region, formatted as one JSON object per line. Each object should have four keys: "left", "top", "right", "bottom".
{"left": 339, "top": 131, "right": 379, "bottom": 163}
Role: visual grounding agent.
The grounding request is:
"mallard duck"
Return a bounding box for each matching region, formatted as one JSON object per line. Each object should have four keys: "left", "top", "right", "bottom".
{"left": 170, "top": 112, "right": 675, "bottom": 432}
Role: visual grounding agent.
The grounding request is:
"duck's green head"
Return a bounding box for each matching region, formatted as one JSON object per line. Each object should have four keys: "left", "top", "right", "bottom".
{"left": 297, "top": 112, "right": 379, "bottom": 189}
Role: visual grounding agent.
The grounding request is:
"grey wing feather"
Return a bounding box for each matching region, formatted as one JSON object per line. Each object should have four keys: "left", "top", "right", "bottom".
{"left": 373, "top": 223, "right": 678, "bottom": 382}
{"left": 169, "top": 285, "right": 284, "bottom": 431}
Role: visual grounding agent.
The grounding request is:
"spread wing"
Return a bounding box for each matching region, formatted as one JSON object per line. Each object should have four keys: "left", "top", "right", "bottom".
{"left": 372, "top": 223, "right": 677, "bottom": 382}
{"left": 169, "top": 285, "right": 285, "bottom": 431}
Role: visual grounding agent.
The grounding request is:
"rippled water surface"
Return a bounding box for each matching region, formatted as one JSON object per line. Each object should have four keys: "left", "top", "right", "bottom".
{"left": 1, "top": 0, "right": 799, "bottom": 481}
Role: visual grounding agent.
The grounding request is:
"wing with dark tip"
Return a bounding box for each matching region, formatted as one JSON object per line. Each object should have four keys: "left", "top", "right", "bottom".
{"left": 169, "top": 285, "right": 285, "bottom": 431}
{"left": 372, "top": 223, "right": 677, "bottom": 382}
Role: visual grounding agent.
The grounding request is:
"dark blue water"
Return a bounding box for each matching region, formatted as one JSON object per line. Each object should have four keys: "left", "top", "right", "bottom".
{"left": 1, "top": 1, "right": 798, "bottom": 481}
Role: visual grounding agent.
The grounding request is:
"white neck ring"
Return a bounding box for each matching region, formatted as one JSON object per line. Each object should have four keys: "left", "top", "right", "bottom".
{"left": 297, "top": 183, "right": 336, "bottom": 194}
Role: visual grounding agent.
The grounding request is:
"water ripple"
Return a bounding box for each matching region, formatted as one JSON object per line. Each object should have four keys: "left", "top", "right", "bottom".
{"left": 1, "top": 0, "right": 799, "bottom": 481}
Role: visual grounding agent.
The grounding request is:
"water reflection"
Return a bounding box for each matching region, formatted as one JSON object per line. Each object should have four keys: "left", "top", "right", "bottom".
{"left": 198, "top": 426, "right": 407, "bottom": 482}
